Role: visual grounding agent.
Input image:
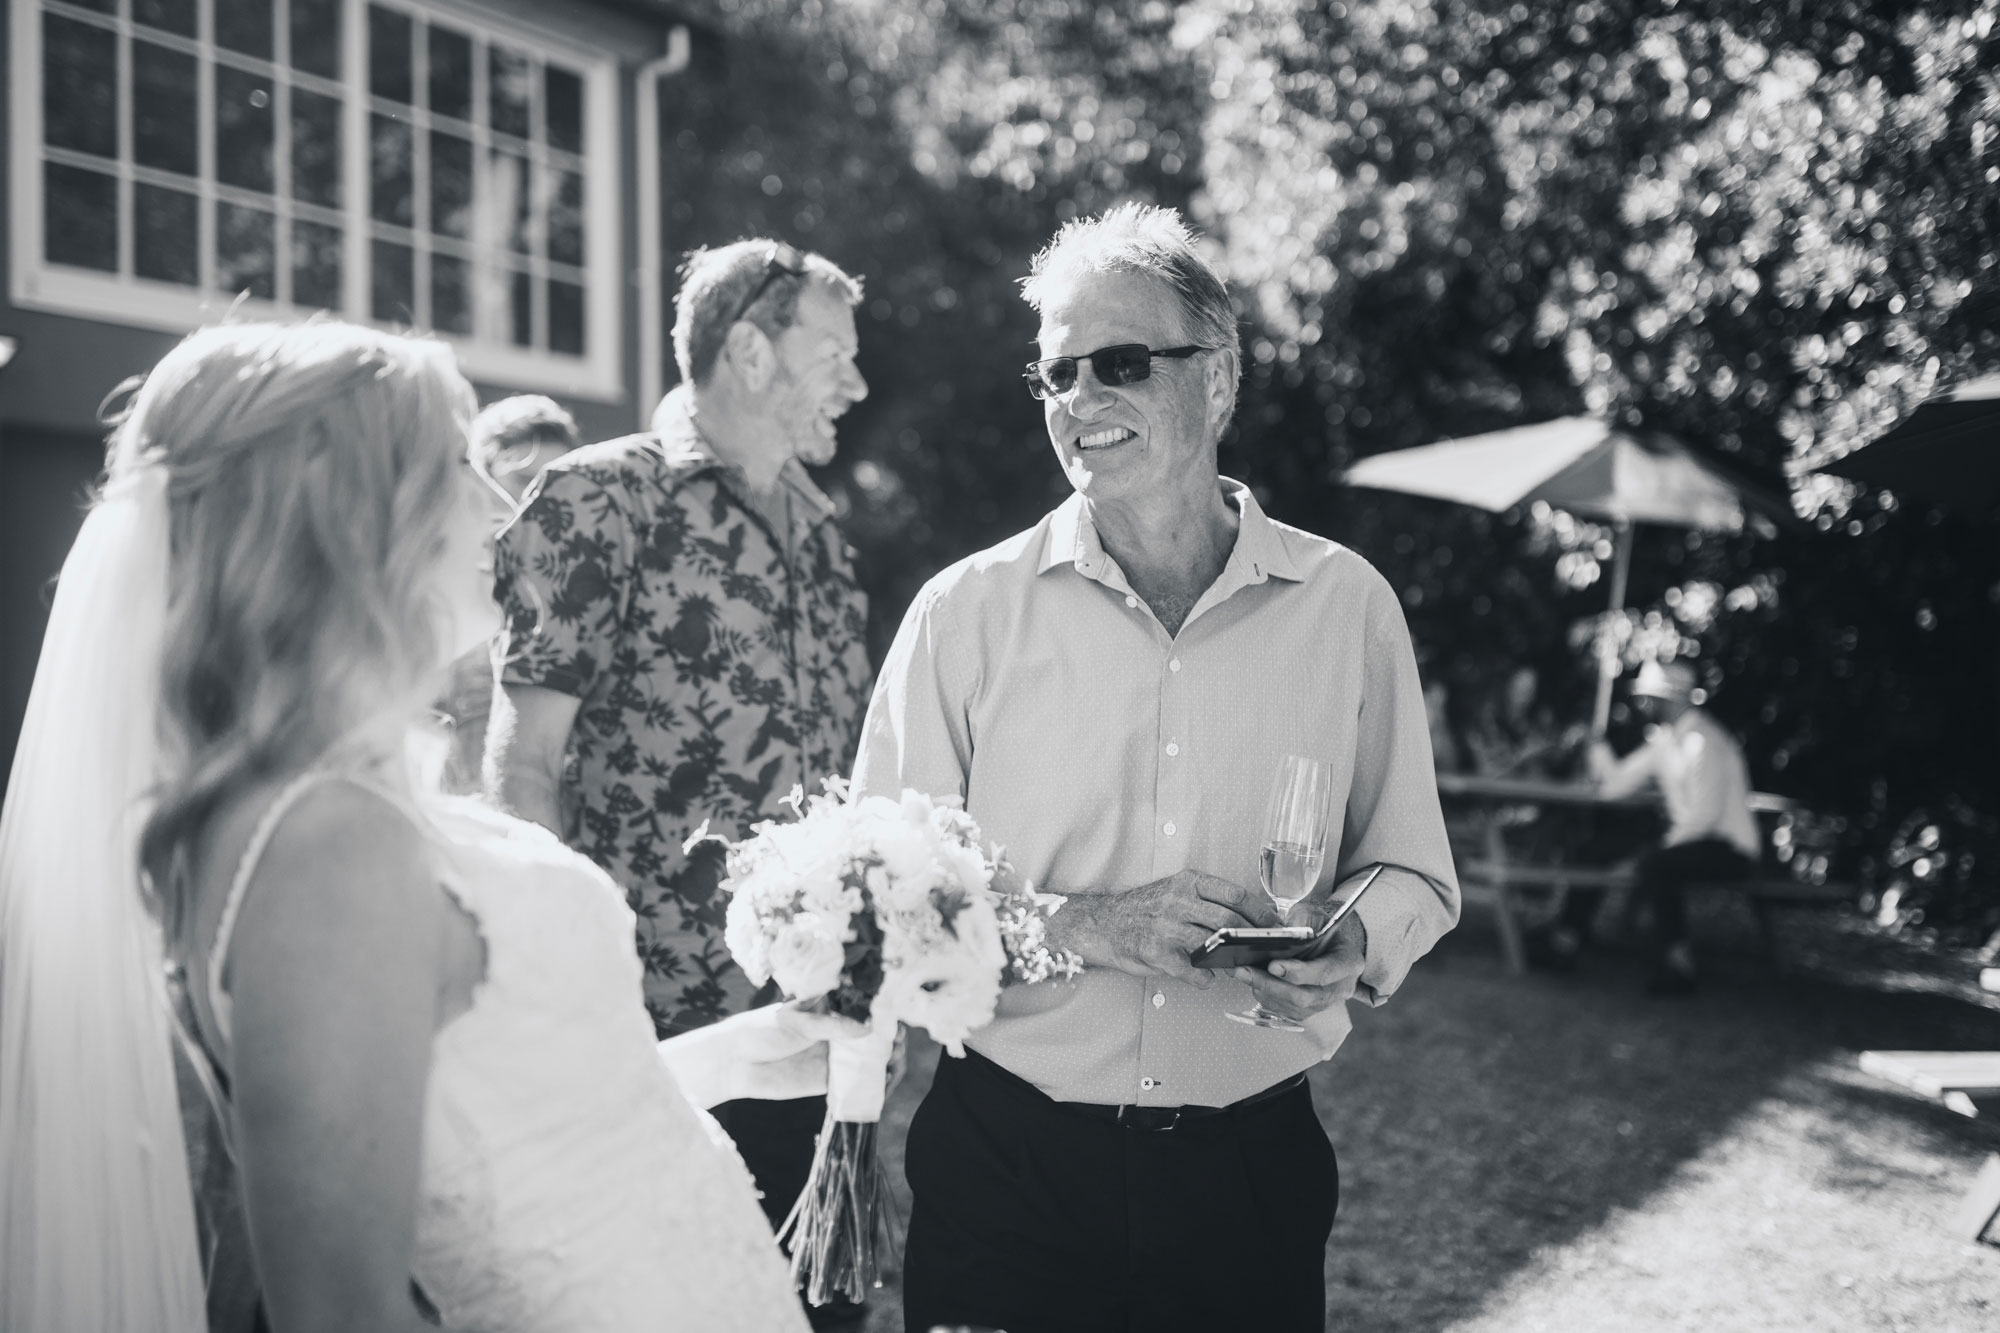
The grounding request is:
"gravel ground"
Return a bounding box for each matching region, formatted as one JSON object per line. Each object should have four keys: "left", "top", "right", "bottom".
{"left": 854, "top": 900, "right": 2000, "bottom": 1332}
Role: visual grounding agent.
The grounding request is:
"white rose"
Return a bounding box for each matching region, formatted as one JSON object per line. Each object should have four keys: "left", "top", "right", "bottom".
{"left": 870, "top": 820, "right": 935, "bottom": 887}
{"left": 937, "top": 841, "right": 990, "bottom": 896}
{"left": 768, "top": 912, "right": 848, "bottom": 1000}
{"left": 900, "top": 788, "right": 936, "bottom": 825}
{"left": 724, "top": 895, "right": 772, "bottom": 988}
{"left": 799, "top": 866, "right": 864, "bottom": 921}
{"left": 950, "top": 891, "right": 1007, "bottom": 973}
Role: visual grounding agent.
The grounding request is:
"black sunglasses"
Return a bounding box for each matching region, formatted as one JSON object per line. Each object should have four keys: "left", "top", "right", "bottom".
{"left": 1022, "top": 343, "right": 1212, "bottom": 400}
{"left": 727, "top": 243, "right": 807, "bottom": 329}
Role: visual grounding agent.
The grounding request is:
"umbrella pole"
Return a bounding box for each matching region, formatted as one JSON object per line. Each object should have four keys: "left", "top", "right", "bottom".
{"left": 1589, "top": 520, "right": 1634, "bottom": 739}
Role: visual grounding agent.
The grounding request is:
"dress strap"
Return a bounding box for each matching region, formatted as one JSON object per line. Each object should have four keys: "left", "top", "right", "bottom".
{"left": 206, "top": 770, "right": 412, "bottom": 1033}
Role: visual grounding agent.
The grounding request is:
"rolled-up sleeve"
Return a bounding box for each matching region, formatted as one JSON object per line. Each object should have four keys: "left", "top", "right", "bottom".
{"left": 493, "top": 469, "right": 632, "bottom": 701}
{"left": 851, "top": 580, "right": 974, "bottom": 803}
{"left": 1339, "top": 576, "right": 1461, "bottom": 1006}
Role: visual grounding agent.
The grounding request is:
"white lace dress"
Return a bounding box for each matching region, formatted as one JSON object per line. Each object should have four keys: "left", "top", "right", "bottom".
{"left": 190, "top": 775, "right": 811, "bottom": 1332}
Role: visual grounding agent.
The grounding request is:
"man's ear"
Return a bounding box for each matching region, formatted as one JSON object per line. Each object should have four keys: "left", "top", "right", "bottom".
{"left": 1205, "top": 348, "right": 1240, "bottom": 430}
{"left": 720, "top": 320, "right": 777, "bottom": 392}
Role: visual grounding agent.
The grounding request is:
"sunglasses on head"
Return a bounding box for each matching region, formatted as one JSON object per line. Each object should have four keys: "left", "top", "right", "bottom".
{"left": 1022, "top": 343, "right": 1212, "bottom": 400}
{"left": 727, "top": 243, "right": 807, "bottom": 328}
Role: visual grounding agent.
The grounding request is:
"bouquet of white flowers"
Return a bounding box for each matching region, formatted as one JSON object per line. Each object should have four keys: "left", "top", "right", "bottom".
{"left": 689, "top": 780, "right": 1081, "bottom": 1306}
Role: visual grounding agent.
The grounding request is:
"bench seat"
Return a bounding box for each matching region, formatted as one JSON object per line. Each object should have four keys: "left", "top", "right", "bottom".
{"left": 1857, "top": 1051, "right": 2000, "bottom": 1245}
{"left": 1858, "top": 1050, "right": 2000, "bottom": 1119}
{"left": 1457, "top": 856, "right": 1852, "bottom": 975}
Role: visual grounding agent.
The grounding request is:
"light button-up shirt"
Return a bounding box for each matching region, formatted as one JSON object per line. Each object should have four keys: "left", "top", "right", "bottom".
{"left": 853, "top": 480, "right": 1459, "bottom": 1107}
{"left": 1600, "top": 708, "right": 1759, "bottom": 858}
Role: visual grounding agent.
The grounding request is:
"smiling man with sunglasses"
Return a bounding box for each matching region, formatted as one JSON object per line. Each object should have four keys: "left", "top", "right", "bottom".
{"left": 854, "top": 203, "right": 1460, "bottom": 1333}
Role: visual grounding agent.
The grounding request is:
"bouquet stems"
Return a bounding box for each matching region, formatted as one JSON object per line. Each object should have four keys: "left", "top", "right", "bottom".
{"left": 777, "top": 1118, "right": 902, "bottom": 1306}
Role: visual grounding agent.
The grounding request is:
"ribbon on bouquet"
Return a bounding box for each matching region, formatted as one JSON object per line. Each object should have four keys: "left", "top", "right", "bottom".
{"left": 824, "top": 1022, "right": 898, "bottom": 1122}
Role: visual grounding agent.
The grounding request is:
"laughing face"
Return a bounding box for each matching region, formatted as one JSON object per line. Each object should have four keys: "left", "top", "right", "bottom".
{"left": 1034, "top": 269, "right": 1222, "bottom": 503}
{"left": 771, "top": 281, "right": 867, "bottom": 468}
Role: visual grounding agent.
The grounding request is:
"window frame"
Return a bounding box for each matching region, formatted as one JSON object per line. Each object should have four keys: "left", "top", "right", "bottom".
{"left": 9, "top": 0, "right": 624, "bottom": 400}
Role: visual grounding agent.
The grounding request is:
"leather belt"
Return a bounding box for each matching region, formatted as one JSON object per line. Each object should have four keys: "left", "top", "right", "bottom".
{"left": 964, "top": 1049, "right": 1307, "bottom": 1132}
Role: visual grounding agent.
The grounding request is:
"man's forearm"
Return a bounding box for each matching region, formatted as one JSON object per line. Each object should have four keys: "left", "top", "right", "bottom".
{"left": 1596, "top": 746, "right": 1655, "bottom": 801}
{"left": 1043, "top": 891, "right": 1117, "bottom": 969}
{"left": 481, "top": 688, "right": 569, "bottom": 835}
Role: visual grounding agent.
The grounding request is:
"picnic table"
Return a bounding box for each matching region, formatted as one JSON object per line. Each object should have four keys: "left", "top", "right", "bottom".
{"left": 1437, "top": 771, "right": 1848, "bottom": 974}
{"left": 1857, "top": 1051, "right": 2000, "bottom": 1244}
{"left": 1436, "top": 772, "right": 1652, "bottom": 974}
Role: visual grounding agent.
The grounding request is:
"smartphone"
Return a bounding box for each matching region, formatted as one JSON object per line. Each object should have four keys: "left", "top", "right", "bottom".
{"left": 1189, "top": 863, "right": 1388, "bottom": 969}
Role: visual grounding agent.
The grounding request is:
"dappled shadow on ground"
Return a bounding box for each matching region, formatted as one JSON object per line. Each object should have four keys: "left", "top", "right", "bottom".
{"left": 857, "top": 902, "right": 2000, "bottom": 1333}
{"left": 1320, "top": 904, "right": 2000, "bottom": 1332}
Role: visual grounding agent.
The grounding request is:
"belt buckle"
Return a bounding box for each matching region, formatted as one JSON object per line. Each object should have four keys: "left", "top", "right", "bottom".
{"left": 1116, "top": 1104, "right": 1181, "bottom": 1132}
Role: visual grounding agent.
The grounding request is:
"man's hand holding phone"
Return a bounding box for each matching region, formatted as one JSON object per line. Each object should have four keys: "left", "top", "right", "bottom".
{"left": 1191, "top": 863, "right": 1384, "bottom": 1023}
{"left": 1189, "top": 863, "right": 1383, "bottom": 968}
{"left": 1230, "top": 910, "right": 1367, "bottom": 1024}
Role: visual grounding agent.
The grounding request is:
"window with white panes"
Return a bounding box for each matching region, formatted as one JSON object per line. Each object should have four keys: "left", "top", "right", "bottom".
{"left": 9, "top": 0, "right": 621, "bottom": 398}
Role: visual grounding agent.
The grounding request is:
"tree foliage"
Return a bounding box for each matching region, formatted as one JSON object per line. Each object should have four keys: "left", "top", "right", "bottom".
{"left": 1193, "top": 0, "right": 2000, "bottom": 930}
{"left": 668, "top": 0, "right": 2000, "bottom": 937}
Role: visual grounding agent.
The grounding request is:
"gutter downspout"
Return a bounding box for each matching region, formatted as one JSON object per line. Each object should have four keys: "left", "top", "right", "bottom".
{"left": 635, "top": 25, "right": 693, "bottom": 432}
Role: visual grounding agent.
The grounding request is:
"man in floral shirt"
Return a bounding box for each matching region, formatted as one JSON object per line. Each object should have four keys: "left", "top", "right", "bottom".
{"left": 486, "top": 241, "right": 873, "bottom": 1041}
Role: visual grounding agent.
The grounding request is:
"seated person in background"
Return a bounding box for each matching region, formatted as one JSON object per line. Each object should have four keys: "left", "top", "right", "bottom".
{"left": 1535, "top": 659, "right": 1759, "bottom": 993}
{"left": 438, "top": 395, "right": 582, "bottom": 794}
{"left": 1465, "top": 664, "right": 1584, "bottom": 780}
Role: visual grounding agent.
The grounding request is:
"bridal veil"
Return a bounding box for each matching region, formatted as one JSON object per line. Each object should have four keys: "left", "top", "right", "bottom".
{"left": 0, "top": 463, "right": 207, "bottom": 1331}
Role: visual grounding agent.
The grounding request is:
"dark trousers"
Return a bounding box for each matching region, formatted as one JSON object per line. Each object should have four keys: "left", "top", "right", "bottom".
{"left": 1636, "top": 838, "right": 1751, "bottom": 952}
{"left": 708, "top": 1093, "right": 829, "bottom": 1231}
{"left": 1559, "top": 837, "right": 1752, "bottom": 958}
{"left": 902, "top": 1050, "right": 1337, "bottom": 1333}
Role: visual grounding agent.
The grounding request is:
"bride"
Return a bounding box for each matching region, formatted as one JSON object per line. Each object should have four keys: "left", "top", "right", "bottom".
{"left": 0, "top": 322, "right": 846, "bottom": 1332}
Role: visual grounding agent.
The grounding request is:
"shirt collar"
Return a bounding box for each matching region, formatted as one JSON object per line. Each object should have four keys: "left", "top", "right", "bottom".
{"left": 651, "top": 386, "right": 837, "bottom": 526}
{"left": 1224, "top": 479, "right": 1305, "bottom": 584}
{"left": 651, "top": 385, "right": 714, "bottom": 466}
{"left": 1037, "top": 476, "right": 1305, "bottom": 585}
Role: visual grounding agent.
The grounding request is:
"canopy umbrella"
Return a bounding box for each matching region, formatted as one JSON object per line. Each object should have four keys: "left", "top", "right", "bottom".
{"left": 1344, "top": 416, "right": 1748, "bottom": 737}
{"left": 1819, "top": 374, "right": 2000, "bottom": 517}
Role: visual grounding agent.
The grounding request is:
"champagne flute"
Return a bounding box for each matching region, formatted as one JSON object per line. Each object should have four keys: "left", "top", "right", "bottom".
{"left": 1228, "top": 754, "right": 1333, "bottom": 1031}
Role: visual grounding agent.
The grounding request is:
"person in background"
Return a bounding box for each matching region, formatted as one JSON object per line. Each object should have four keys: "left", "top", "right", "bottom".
{"left": 484, "top": 241, "right": 874, "bottom": 1327}
{"left": 468, "top": 394, "right": 584, "bottom": 505}
{"left": 1466, "top": 663, "right": 1582, "bottom": 779}
{"left": 437, "top": 396, "right": 583, "bottom": 795}
{"left": 1563, "top": 659, "right": 1760, "bottom": 995}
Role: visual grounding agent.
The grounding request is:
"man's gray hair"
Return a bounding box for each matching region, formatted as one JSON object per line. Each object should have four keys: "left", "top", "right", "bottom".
{"left": 673, "top": 240, "right": 862, "bottom": 387}
{"left": 1019, "top": 203, "right": 1241, "bottom": 416}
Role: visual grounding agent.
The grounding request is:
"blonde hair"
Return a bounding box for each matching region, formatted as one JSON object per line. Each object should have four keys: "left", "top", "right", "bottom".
{"left": 126, "top": 322, "right": 476, "bottom": 936}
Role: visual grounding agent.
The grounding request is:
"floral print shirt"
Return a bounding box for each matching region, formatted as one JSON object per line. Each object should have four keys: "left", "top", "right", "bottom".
{"left": 493, "top": 388, "right": 872, "bottom": 1036}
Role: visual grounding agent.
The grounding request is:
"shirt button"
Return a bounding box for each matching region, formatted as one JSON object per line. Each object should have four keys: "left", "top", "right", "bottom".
{"left": 1140, "top": 1077, "right": 1157, "bottom": 1090}
{"left": 1169, "top": 658, "right": 1182, "bottom": 672}
{"left": 1125, "top": 595, "right": 1139, "bottom": 608}
{"left": 1165, "top": 742, "right": 1180, "bottom": 757}
{"left": 1152, "top": 992, "right": 1165, "bottom": 1008}
{"left": 1163, "top": 821, "right": 1177, "bottom": 836}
